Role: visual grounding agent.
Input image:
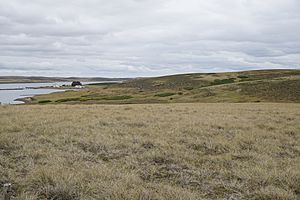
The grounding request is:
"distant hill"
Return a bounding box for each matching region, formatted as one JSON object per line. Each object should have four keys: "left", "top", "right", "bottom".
{"left": 115, "top": 69, "right": 300, "bottom": 103}
{"left": 27, "top": 69, "right": 300, "bottom": 104}
{"left": 0, "top": 76, "right": 131, "bottom": 84}
{"left": 121, "top": 69, "right": 299, "bottom": 90}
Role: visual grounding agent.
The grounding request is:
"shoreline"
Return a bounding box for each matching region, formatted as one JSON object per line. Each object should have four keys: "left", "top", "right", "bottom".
{"left": 0, "top": 81, "right": 117, "bottom": 105}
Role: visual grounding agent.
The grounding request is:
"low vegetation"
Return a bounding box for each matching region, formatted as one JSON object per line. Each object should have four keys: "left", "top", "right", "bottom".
{"left": 55, "top": 98, "right": 82, "bottom": 103}
{"left": 28, "top": 69, "right": 300, "bottom": 104}
{"left": 1, "top": 69, "right": 299, "bottom": 199}
{"left": 38, "top": 100, "right": 52, "bottom": 104}
{"left": 154, "top": 92, "right": 176, "bottom": 97}
{"left": 0, "top": 103, "right": 299, "bottom": 199}
{"left": 210, "top": 78, "right": 236, "bottom": 85}
{"left": 102, "top": 95, "right": 133, "bottom": 101}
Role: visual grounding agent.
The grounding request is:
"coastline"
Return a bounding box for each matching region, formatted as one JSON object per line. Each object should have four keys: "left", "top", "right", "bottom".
{"left": 0, "top": 80, "right": 117, "bottom": 105}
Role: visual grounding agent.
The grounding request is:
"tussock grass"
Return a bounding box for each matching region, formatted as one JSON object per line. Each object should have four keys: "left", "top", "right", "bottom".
{"left": 0, "top": 103, "right": 299, "bottom": 199}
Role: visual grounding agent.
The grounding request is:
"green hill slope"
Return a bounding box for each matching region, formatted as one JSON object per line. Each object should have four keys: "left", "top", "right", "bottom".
{"left": 28, "top": 69, "right": 300, "bottom": 104}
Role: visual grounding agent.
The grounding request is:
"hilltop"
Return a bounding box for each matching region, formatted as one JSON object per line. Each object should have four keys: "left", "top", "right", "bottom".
{"left": 27, "top": 69, "right": 300, "bottom": 104}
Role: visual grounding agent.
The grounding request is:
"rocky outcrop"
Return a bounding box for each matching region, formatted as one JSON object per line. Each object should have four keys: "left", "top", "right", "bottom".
{"left": 71, "top": 81, "right": 82, "bottom": 87}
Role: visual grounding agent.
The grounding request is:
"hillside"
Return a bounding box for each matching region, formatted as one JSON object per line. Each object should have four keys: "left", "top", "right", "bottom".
{"left": 0, "top": 76, "right": 130, "bottom": 84}
{"left": 27, "top": 69, "right": 300, "bottom": 104}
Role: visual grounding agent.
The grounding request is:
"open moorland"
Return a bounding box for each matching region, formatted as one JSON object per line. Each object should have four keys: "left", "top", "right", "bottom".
{"left": 0, "top": 103, "right": 299, "bottom": 199}
{"left": 27, "top": 69, "right": 300, "bottom": 104}
{"left": 1, "top": 69, "right": 300, "bottom": 199}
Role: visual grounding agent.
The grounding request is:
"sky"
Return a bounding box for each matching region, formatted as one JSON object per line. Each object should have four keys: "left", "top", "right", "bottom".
{"left": 0, "top": 0, "right": 299, "bottom": 77}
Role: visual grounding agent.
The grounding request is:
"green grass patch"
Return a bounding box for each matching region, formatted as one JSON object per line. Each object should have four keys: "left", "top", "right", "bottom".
{"left": 102, "top": 95, "right": 133, "bottom": 100}
{"left": 55, "top": 98, "right": 81, "bottom": 103}
{"left": 79, "top": 98, "right": 90, "bottom": 102}
{"left": 183, "top": 87, "right": 194, "bottom": 91}
{"left": 154, "top": 92, "right": 176, "bottom": 97}
{"left": 211, "top": 78, "right": 236, "bottom": 85}
{"left": 38, "top": 100, "right": 52, "bottom": 104}
{"left": 237, "top": 75, "right": 249, "bottom": 79}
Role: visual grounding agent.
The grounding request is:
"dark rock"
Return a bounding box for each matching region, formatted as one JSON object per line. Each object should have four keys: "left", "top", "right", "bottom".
{"left": 71, "top": 81, "right": 82, "bottom": 87}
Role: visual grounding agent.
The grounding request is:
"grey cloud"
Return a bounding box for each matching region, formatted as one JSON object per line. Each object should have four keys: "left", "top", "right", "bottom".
{"left": 0, "top": 0, "right": 299, "bottom": 77}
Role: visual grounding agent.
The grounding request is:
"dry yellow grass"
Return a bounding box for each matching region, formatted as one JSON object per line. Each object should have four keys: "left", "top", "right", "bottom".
{"left": 0, "top": 103, "right": 299, "bottom": 199}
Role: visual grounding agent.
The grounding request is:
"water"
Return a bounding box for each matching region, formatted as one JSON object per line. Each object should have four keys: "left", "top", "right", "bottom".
{"left": 0, "top": 81, "right": 112, "bottom": 104}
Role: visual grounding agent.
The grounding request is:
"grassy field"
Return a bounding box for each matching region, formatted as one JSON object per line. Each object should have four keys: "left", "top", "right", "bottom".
{"left": 28, "top": 69, "right": 300, "bottom": 104}
{"left": 0, "top": 103, "right": 299, "bottom": 199}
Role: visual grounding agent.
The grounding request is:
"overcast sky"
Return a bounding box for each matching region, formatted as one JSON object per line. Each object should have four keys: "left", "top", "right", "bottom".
{"left": 0, "top": 0, "right": 299, "bottom": 77}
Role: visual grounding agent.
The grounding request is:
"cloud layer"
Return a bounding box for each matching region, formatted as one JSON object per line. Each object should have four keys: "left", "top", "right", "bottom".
{"left": 0, "top": 0, "right": 299, "bottom": 77}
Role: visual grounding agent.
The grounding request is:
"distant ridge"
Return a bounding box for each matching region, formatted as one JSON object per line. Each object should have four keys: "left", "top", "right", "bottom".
{"left": 0, "top": 76, "right": 131, "bottom": 84}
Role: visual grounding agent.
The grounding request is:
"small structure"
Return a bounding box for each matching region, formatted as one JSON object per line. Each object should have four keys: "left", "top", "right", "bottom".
{"left": 71, "top": 81, "right": 82, "bottom": 87}
{"left": 75, "top": 85, "right": 83, "bottom": 89}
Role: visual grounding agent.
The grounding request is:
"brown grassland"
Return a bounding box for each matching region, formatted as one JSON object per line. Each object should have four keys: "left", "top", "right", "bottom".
{"left": 0, "top": 103, "right": 299, "bottom": 199}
